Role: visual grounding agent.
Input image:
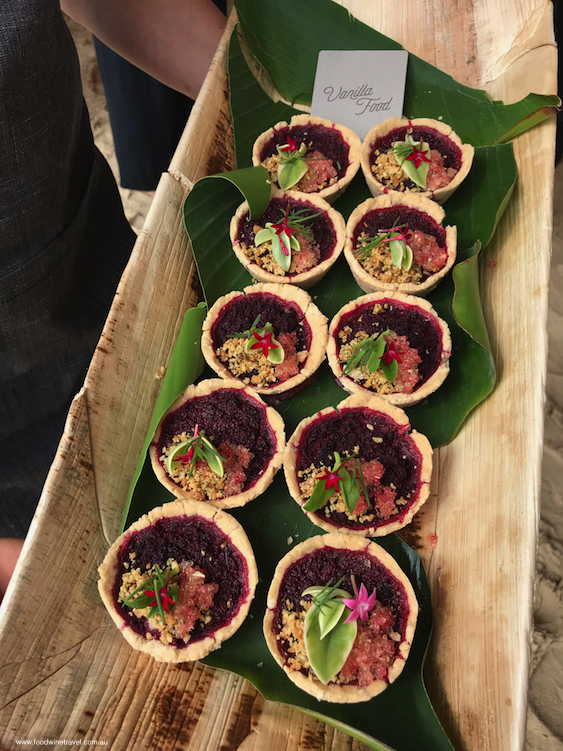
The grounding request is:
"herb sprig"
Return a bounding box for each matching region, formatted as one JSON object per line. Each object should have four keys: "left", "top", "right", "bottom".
{"left": 166, "top": 424, "right": 225, "bottom": 479}
{"left": 340, "top": 329, "right": 402, "bottom": 383}
{"left": 120, "top": 564, "right": 179, "bottom": 626}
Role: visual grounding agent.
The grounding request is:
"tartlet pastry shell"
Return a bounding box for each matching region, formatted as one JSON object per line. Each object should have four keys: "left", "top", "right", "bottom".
{"left": 98, "top": 499, "right": 258, "bottom": 662}
{"left": 283, "top": 392, "right": 432, "bottom": 536}
{"left": 201, "top": 283, "right": 328, "bottom": 394}
{"left": 344, "top": 192, "right": 457, "bottom": 296}
{"left": 252, "top": 114, "right": 361, "bottom": 204}
{"left": 263, "top": 533, "right": 418, "bottom": 702}
{"left": 149, "top": 378, "right": 285, "bottom": 508}
{"left": 327, "top": 291, "right": 452, "bottom": 407}
{"left": 360, "top": 117, "right": 474, "bottom": 205}
{"left": 230, "top": 189, "right": 345, "bottom": 289}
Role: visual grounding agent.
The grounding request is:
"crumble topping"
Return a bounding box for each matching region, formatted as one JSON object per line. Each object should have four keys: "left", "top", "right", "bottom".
{"left": 215, "top": 331, "right": 304, "bottom": 388}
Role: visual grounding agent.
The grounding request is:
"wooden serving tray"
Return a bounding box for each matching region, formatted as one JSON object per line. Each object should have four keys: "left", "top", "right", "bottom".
{"left": 0, "top": 2, "right": 557, "bottom": 750}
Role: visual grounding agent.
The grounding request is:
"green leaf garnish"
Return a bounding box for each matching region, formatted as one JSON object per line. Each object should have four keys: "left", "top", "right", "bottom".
{"left": 393, "top": 135, "right": 431, "bottom": 188}
{"left": 119, "top": 564, "right": 178, "bottom": 625}
{"left": 339, "top": 465, "right": 361, "bottom": 513}
{"left": 303, "top": 453, "right": 343, "bottom": 512}
{"left": 254, "top": 203, "right": 318, "bottom": 271}
{"left": 389, "top": 238, "right": 413, "bottom": 270}
{"left": 341, "top": 329, "right": 401, "bottom": 384}
{"left": 243, "top": 322, "right": 285, "bottom": 363}
{"left": 166, "top": 425, "right": 225, "bottom": 479}
{"left": 302, "top": 577, "right": 357, "bottom": 685}
{"left": 380, "top": 357, "right": 399, "bottom": 384}
{"left": 276, "top": 142, "right": 309, "bottom": 190}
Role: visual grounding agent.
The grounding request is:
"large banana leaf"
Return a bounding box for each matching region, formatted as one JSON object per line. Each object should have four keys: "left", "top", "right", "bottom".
{"left": 234, "top": 0, "right": 559, "bottom": 145}
{"left": 124, "top": 307, "right": 452, "bottom": 751}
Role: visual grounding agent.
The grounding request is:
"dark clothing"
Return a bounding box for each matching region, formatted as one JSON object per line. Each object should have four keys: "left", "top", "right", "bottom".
{"left": 94, "top": 38, "right": 195, "bottom": 191}
{"left": 0, "top": 0, "right": 136, "bottom": 536}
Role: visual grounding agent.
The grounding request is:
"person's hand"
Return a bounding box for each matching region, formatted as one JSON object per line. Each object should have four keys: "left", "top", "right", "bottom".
{"left": 0, "top": 538, "right": 24, "bottom": 600}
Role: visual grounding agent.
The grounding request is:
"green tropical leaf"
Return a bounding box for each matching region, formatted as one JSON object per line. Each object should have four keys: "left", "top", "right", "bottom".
{"left": 234, "top": 0, "right": 559, "bottom": 145}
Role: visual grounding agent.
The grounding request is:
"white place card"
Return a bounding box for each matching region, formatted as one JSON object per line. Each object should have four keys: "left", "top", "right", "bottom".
{"left": 311, "top": 50, "right": 409, "bottom": 140}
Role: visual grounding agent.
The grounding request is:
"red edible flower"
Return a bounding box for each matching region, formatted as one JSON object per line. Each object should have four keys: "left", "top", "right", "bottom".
{"left": 405, "top": 140, "right": 430, "bottom": 169}
{"left": 175, "top": 424, "right": 199, "bottom": 464}
{"left": 280, "top": 136, "right": 299, "bottom": 153}
{"left": 379, "top": 336, "right": 403, "bottom": 366}
{"left": 318, "top": 468, "right": 343, "bottom": 492}
{"left": 250, "top": 329, "right": 278, "bottom": 357}
{"left": 145, "top": 571, "right": 176, "bottom": 613}
{"left": 270, "top": 204, "right": 295, "bottom": 255}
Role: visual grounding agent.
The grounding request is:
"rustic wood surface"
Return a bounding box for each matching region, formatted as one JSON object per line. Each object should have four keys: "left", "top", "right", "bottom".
{"left": 0, "top": 2, "right": 557, "bottom": 750}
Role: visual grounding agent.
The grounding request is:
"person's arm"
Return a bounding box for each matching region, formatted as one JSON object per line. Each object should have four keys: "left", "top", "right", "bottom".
{"left": 61, "top": 0, "right": 227, "bottom": 100}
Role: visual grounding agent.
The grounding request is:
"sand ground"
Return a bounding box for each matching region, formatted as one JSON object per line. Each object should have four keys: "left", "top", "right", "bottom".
{"left": 68, "top": 18, "right": 563, "bottom": 751}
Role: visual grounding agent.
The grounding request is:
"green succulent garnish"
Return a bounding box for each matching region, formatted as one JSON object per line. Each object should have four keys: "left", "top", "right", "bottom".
{"left": 301, "top": 577, "right": 357, "bottom": 684}
{"left": 227, "top": 316, "right": 284, "bottom": 364}
{"left": 392, "top": 135, "right": 431, "bottom": 188}
{"left": 166, "top": 425, "right": 225, "bottom": 479}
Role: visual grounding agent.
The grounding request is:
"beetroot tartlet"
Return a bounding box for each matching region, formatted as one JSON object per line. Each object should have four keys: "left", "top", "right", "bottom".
{"left": 230, "top": 189, "right": 345, "bottom": 288}
{"left": 98, "top": 500, "right": 258, "bottom": 662}
{"left": 201, "top": 283, "right": 327, "bottom": 395}
{"left": 264, "top": 533, "right": 418, "bottom": 702}
{"left": 284, "top": 393, "right": 432, "bottom": 536}
{"left": 327, "top": 292, "right": 451, "bottom": 406}
{"left": 344, "top": 193, "right": 457, "bottom": 295}
{"left": 361, "top": 117, "right": 474, "bottom": 204}
{"left": 149, "top": 379, "right": 285, "bottom": 508}
{"left": 252, "top": 115, "right": 361, "bottom": 203}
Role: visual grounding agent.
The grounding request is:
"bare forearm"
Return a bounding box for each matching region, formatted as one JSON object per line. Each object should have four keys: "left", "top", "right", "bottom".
{"left": 61, "top": 0, "right": 226, "bottom": 99}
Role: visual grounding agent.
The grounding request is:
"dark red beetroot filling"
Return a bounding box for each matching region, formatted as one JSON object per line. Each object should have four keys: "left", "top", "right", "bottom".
{"left": 237, "top": 197, "right": 337, "bottom": 266}
{"left": 371, "top": 125, "right": 462, "bottom": 172}
{"left": 211, "top": 292, "right": 312, "bottom": 356}
{"left": 273, "top": 547, "right": 410, "bottom": 681}
{"left": 336, "top": 299, "right": 443, "bottom": 388}
{"left": 158, "top": 388, "right": 275, "bottom": 490}
{"left": 259, "top": 124, "right": 349, "bottom": 180}
{"left": 296, "top": 406, "right": 421, "bottom": 529}
{"left": 114, "top": 516, "right": 250, "bottom": 647}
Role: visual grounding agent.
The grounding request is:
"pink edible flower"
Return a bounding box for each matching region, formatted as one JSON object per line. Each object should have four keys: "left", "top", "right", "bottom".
{"left": 270, "top": 204, "right": 295, "bottom": 254}
{"left": 342, "top": 582, "right": 377, "bottom": 622}
{"left": 176, "top": 424, "right": 199, "bottom": 464}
